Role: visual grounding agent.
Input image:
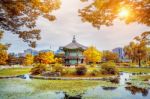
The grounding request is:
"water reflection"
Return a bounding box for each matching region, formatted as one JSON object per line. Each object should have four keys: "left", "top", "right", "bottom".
{"left": 102, "top": 87, "right": 117, "bottom": 91}
{"left": 125, "top": 86, "right": 149, "bottom": 96}
{"left": 82, "top": 86, "right": 150, "bottom": 99}
{"left": 119, "top": 72, "right": 132, "bottom": 85}
{"left": 81, "top": 72, "right": 150, "bottom": 99}
{"left": 64, "top": 93, "right": 81, "bottom": 99}
{"left": 109, "top": 78, "right": 119, "bottom": 84}
{"left": 19, "top": 74, "right": 31, "bottom": 80}
{"left": 109, "top": 72, "right": 132, "bottom": 85}
{"left": 24, "top": 74, "right": 30, "bottom": 80}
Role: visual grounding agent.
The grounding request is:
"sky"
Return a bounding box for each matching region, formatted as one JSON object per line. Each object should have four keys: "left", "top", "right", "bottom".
{"left": 1, "top": 0, "right": 150, "bottom": 53}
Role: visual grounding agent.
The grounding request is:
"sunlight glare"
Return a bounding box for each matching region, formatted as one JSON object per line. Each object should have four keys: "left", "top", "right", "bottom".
{"left": 118, "top": 8, "right": 129, "bottom": 18}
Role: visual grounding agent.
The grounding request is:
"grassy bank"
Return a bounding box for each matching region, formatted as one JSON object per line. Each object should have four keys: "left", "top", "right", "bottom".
{"left": 0, "top": 68, "right": 31, "bottom": 76}
{"left": 0, "top": 78, "right": 118, "bottom": 98}
{"left": 132, "top": 75, "right": 150, "bottom": 81}
{"left": 129, "top": 75, "right": 150, "bottom": 89}
{"left": 118, "top": 67, "right": 150, "bottom": 73}
{"left": 0, "top": 67, "right": 114, "bottom": 78}
{"left": 1, "top": 67, "right": 150, "bottom": 77}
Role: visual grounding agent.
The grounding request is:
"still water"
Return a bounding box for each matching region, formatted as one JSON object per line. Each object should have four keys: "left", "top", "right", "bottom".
{"left": 26, "top": 73, "right": 150, "bottom": 99}
{"left": 0, "top": 73, "right": 150, "bottom": 99}
{"left": 63, "top": 72, "right": 150, "bottom": 99}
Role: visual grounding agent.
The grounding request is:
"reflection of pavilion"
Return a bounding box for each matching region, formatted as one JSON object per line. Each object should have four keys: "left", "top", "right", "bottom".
{"left": 62, "top": 36, "right": 87, "bottom": 66}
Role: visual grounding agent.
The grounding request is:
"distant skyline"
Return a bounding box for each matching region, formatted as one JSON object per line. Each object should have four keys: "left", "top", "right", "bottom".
{"left": 1, "top": 0, "right": 150, "bottom": 53}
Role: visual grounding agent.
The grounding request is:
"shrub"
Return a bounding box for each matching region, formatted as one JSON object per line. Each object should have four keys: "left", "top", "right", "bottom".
{"left": 101, "top": 61, "right": 118, "bottom": 75}
{"left": 130, "top": 63, "right": 138, "bottom": 67}
{"left": 61, "top": 69, "right": 67, "bottom": 75}
{"left": 30, "top": 64, "right": 47, "bottom": 75}
{"left": 52, "top": 63, "right": 64, "bottom": 73}
{"left": 90, "top": 68, "right": 100, "bottom": 76}
{"left": 119, "top": 63, "right": 130, "bottom": 67}
{"left": 145, "top": 61, "right": 150, "bottom": 67}
{"left": 76, "top": 64, "right": 87, "bottom": 75}
{"left": 90, "top": 64, "right": 96, "bottom": 67}
{"left": 61, "top": 68, "right": 76, "bottom": 75}
{"left": 148, "top": 61, "right": 150, "bottom": 66}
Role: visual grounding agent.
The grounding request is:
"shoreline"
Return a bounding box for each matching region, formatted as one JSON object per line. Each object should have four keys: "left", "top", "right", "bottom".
{"left": 0, "top": 75, "right": 118, "bottom": 80}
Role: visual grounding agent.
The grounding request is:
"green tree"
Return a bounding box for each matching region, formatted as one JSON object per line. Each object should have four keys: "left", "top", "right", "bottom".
{"left": 0, "top": 0, "right": 61, "bottom": 47}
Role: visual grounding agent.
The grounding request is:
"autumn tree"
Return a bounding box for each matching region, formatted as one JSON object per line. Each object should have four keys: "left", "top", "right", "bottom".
{"left": 7, "top": 53, "right": 18, "bottom": 65}
{"left": 54, "top": 57, "right": 63, "bottom": 64}
{"left": 17, "top": 56, "right": 25, "bottom": 65}
{"left": 83, "top": 46, "right": 102, "bottom": 64}
{"left": 0, "top": 30, "right": 9, "bottom": 65}
{"left": 0, "top": 51, "right": 8, "bottom": 65}
{"left": 0, "top": 0, "right": 149, "bottom": 48}
{"left": 79, "top": 0, "right": 150, "bottom": 28}
{"left": 124, "top": 32, "right": 149, "bottom": 67}
{"left": 134, "top": 43, "right": 147, "bottom": 67}
{"left": 23, "top": 54, "right": 34, "bottom": 66}
{"left": 124, "top": 42, "right": 136, "bottom": 63}
{"left": 34, "top": 51, "right": 55, "bottom": 64}
{"left": 147, "top": 47, "right": 150, "bottom": 61}
{"left": 0, "top": 0, "right": 61, "bottom": 47}
{"left": 102, "top": 51, "right": 119, "bottom": 62}
{"left": 79, "top": 0, "right": 150, "bottom": 50}
{"left": 134, "top": 33, "right": 149, "bottom": 67}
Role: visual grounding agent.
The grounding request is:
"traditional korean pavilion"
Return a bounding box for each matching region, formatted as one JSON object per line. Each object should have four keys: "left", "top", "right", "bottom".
{"left": 62, "top": 36, "right": 87, "bottom": 66}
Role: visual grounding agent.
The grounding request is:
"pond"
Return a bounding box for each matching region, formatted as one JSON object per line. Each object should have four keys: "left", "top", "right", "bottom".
{"left": 61, "top": 72, "right": 150, "bottom": 99}
{"left": 0, "top": 73, "right": 150, "bottom": 99}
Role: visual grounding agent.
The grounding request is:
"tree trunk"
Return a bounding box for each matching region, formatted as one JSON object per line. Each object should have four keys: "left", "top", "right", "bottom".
{"left": 139, "top": 58, "right": 141, "bottom": 68}
{"left": 77, "top": 58, "right": 78, "bottom": 66}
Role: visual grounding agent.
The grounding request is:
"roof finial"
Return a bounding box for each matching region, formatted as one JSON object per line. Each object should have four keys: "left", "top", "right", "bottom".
{"left": 72, "top": 35, "right": 76, "bottom": 43}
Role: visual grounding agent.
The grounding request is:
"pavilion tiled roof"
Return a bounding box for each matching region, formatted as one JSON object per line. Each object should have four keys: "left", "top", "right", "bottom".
{"left": 63, "top": 36, "right": 87, "bottom": 50}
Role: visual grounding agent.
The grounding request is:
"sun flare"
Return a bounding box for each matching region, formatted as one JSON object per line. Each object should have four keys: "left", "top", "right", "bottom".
{"left": 118, "top": 8, "right": 130, "bottom": 18}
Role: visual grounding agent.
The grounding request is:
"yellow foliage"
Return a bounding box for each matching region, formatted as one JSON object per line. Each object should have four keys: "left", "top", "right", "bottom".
{"left": 35, "top": 52, "right": 55, "bottom": 64}
{"left": 55, "top": 58, "right": 63, "bottom": 63}
{"left": 23, "top": 54, "right": 34, "bottom": 66}
{"left": 83, "top": 46, "right": 102, "bottom": 63}
{"left": 0, "top": 50, "right": 8, "bottom": 65}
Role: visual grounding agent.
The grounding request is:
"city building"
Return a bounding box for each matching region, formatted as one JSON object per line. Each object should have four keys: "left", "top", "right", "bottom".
{"left": 62, "top": 36, "right": 87, "bottom": 66}
{"left": 55, "top": 47, "right": 65, "bottom": 58}
{"left": 24, "top": 49, "right": 38, "bottom": 56}
{"left": 112, "top": 47, "right": 125, "bottom": 61}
